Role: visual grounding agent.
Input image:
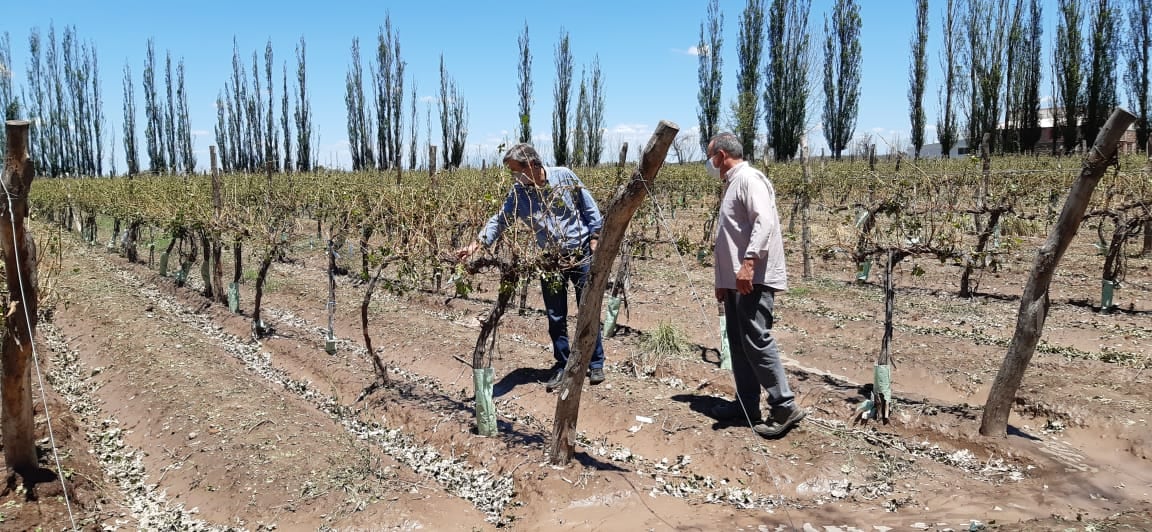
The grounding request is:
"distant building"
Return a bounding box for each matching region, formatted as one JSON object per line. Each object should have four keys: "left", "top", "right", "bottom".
{"left": 909, "top": 108, "right": 1139, "bottom": 158}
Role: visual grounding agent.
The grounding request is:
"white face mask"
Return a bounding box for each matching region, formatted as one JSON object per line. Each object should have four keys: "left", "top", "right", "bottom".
{"left": 706, "top": 158, "right": 723, "bottom": 181}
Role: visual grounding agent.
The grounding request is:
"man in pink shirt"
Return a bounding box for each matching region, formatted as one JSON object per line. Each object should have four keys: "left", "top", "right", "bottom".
{"left": 707, "top": 132, "right": 805, "bottom": 439}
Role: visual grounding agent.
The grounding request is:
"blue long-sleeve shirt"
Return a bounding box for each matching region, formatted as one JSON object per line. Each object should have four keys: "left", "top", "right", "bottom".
{"left": 478, "top": 167, "right": 603, "bottom": 252}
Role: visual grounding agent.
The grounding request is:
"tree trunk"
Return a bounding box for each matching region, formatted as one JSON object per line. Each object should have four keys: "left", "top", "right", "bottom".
{"left": 252, "top": 249, "right": 275, "bottom": 338}
{"left": 1, "top": 120, "right": 38, "bottom": 475}
{"left": 960, "top": 208, "right": 1005, "bottom": 297}
{"left": 549, "top": 120, "right": 679, "bottom": 465}
{"left": 980, "top": 107, "right": 1137, "bottom": 437}
{"left": 361, "top": 262, "right": 390, "bottom": 382}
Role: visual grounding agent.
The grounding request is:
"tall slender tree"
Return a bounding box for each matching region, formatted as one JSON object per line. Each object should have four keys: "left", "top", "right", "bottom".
{"left": 122, "top": 64, "right": 139, "bottom": 175}
{"left": 822, "top": 0, "right": 862, "bottom": 160}
{"left": 1083, "top": 0, "right": 1120, "bottom": 145}
{"left": 765, "top": 0, "right": 812, "bottom": 161}
{"left": 176, "top": 60, "right": 194, "bottom": 173}
{"left": 517, "top": 21, "right": 533, "bottom": 144}
{"left": 294, "top": 37, "right": 312, "bottom": 172}
{"left": 1055, "top": 0, "right": 1086, "bottom": 153}
{"left": 937, "top": 0, "right": 963, "bottom": 158}
{"left": 440, "top": 54, "right": 468, "bottom": 168}
{"left": 964, "top": 0, "right": 1010, "bottom": 152}
{"left": 586, "top": 57, "right": 605, "bottom": 166}
{"left": 164, "top": 51, "right": 178, "bottom": 172}
{"left": 1017, "top": 0, "right": 1045, "bottom": 152}
{"left": 697, "top": 0, "right": 724, "bottom": 154}
{"left": 1002, "top": 0, "right": 1026, "bottom": 153}
{"left": 0, "top": 32, "right": 13, "bottom": 129}
{"left": 1126, "top": 0, "right": 1151, "bottom": 151}
{"left": 736, "top": 0, "right": 766, "bottom": 159}
{"left": 573, "top": 71, "right": 588, "bottom": 167}
{"left": 282, "top": 63, "right": 293, "bottom": 173}
{"left": 346, "top": 38, "right": 372, "bottom": 171}
{"left": 143, "top": 39, "right": 165, "bottom": 173}
{"left": 408, "top": 79, "right": 418, "bottom": 170}
{"left": 909, "top": 0, "right": 929, "bottom": 159}
{"left": 552, "top": 29, "right": 573, "bottom": 166}
{"left": 264, "top": 41, "right": 278, "bottom": 172}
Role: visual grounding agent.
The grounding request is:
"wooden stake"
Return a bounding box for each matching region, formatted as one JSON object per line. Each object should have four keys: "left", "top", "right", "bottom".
{"left": 1, "top": 120, "right": 38, "bottom": 475}
{"left": 549, "top": 120, "right": 679, "bottom": 465}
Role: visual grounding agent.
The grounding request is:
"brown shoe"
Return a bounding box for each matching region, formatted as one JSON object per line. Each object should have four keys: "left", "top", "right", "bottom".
{"left": 753, "top": 408, "right": 807, "bottom": 439}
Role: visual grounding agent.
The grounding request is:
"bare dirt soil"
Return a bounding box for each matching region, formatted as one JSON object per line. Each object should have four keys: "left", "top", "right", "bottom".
{"left": 3, "top": 206, "right": 1151, "bottom": 531}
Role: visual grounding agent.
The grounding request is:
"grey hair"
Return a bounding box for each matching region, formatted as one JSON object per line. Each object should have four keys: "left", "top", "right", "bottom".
{"left": 502, "top": 143, "right": 543, "bottom": 168}
{"left": 709, "top": 132, "right": 743, "bottom": 159}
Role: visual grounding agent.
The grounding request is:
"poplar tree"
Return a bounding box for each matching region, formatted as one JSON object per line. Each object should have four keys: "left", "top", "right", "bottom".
{"left": 765, "top": 0, "right": 811, "bottom": 161}
{"left": 282, "top": 63, "right": 292, "bottom": 173}
{"left": 1015, "top": 0, "right": 1045, "bottom": 152}
{"left": 573, "top": 71, "right": 588, "bottom": 167}
{"left": 909, "top": 0, "right": 929, "bottom": 159}
{"left": 517, "top": 21, "right": 533, "bottom": 144}
{"left": 164, "top": 51, "right": 178, "bottom": 172}
{"left": 937, "top": 0, "right": 962, "bottom": 158}
{"left": 697, "top": 0, "right": 724, "bottom": 154}
{"left": 346, "top": 38, "right": 372, "bottom": 171}
{"left": 143, "top": 39, "right": 165, "bottom": 173}
{"left": 294, "top": 37, "right": 312, "bottom": 172}
{"left": 0, "top": 32, "right": 13, "bottom": 129}
{"left": 176, "top": 60, "right": 194, "bottom": 173}
{"left": 964, "top": 0, "right": 1009, "bottom": 153}
{"left": 1002, "top": 0, "right": 1025, "bottom": 153}
{"left": 1126, "top": 0, "right": 1151, "bottom": 150}
{"left": 552, "top": 29, "right": 573, "bottom": 166}
{"left": 736, "top": 0, "right": 765, "bottom": 159}
{"left": 586, "top": 57, "right": 605, "bottom": 166}
{"left": 440, "top": 54, "right": 467, "bottom": 168}
{"left": 822, "top": 0, "right": 862, "bottom": 160}
{"left": 264, "top": 41, "right": 278, "bottom": 172}
{"left": 122, "top": 64, "right": 140, "bottom": 175}
{"left": 1055, "top": 0, "right": 1085, "bottom": 153}
{"left": 1083, "top": 0, "right": 1120, "bottom": 145}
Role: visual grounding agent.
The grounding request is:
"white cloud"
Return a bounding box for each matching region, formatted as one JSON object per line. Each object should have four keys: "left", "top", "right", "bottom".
{"left": 684, "top": 45, "right": 705, "bottom": 57}
{"left": 611, "top": 123, "right": 650, "bottom": 136}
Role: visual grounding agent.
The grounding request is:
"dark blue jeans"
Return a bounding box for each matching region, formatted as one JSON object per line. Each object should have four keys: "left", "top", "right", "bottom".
{"left": 541, "top": 255, "right": 605, "bottom": 370}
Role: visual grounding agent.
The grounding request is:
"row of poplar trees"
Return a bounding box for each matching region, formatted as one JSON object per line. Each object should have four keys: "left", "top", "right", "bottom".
{"left": 0, "top": 25, "right": 318, "bottom": 177}
{"left": 695, "top": 0, "right": 1152, "bottom": 161}
{"left": 342, "top": 16, "right": 608, "bottom": 172}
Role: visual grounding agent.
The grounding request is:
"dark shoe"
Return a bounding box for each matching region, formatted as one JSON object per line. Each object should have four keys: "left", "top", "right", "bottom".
{"left": 709, "top": 401, "right": 761, "bottom": 423}
{"left": 545, "top": 369, "right": 564, "bottom": 392}
{"left": 753, "top": 408, "right": 807, "bottom": 439}
{"left": 588, "top": 367, "right": 606, "bottom": 385}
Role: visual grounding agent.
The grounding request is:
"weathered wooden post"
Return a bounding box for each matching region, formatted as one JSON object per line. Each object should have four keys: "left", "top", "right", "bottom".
{"left": 428, "top": 145, "right": 438, "bottom": 184}
{"left": 980, "top": 107, "right": 1137, "bottom": 437}
{"left": 1, "top": 120, "right": 38, "bottom": 475}
{"left": 210, "top": 146, "right": 226, "bottom": 305}
{"left": 549, "top": 120, "right": 678, "bottom": 465}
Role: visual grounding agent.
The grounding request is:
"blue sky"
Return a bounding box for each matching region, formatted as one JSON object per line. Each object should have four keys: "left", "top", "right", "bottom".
{"left": 3, "top": 1, "right": 1066, "bottom": 171}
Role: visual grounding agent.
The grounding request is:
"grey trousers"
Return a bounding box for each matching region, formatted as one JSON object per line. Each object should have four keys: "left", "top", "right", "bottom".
{"left": 724, "top": 286, "right": 796, "bottom": 423}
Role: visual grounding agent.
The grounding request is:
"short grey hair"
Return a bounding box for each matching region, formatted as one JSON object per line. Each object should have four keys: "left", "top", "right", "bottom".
{"left": 709, "top": 132, "right": 743, "bottom": 159}
{"left": 502, "top": 143, "right": 543, "bottom": 168}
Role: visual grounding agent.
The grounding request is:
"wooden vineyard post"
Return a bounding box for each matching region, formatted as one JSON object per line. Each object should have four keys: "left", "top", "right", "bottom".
{"left": 210, "top": 146, "right": 226, "bottom": 305}
{"left": 800, "top": 141, "right": 812, "bottom": 279}
{"left": 980, "top": 107, "right": 1137, "bottom": 437}
{"left": 1, "top": 120, "right": 38, "bottom": 475}
{"left": 549, "top": 120, "right": 679, "bottom": 465}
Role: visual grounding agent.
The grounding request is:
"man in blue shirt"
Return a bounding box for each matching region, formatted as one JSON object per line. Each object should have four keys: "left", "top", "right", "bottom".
{"left": 456, "top": 143, "right": 607, "bottom": 391}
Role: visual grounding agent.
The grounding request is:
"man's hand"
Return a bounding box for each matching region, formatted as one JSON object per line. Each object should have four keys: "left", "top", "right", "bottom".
{"left": 715, "top": 287, "right": 727, "bottom": 302}
{"left": 455, "top": 241, "right": 482, "bottom": 262}
{"left": 589, "top": 238, "right": 598, "bottom": 254}
{"left": 736, "top": 258, "right": 756, "bottom": 295}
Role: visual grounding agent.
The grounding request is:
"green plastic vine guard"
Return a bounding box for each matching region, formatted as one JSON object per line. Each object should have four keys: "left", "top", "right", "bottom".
{"left": 603, "top": 296, "right": 623, "bottom": 337}
{"left": 227, "top": 282, "right": 240, "bottom": 313}
{"left": 718, "top": 315, "right": 732, "bottom": 370}
{"left": 473, "top": 368, "right": 497, "bottom": 436}
{"left": 1101, "top": 280, "right": 1115, "bottom": 312}
{"left": 158, "top": 252, "right": 170, "bottom": 277}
